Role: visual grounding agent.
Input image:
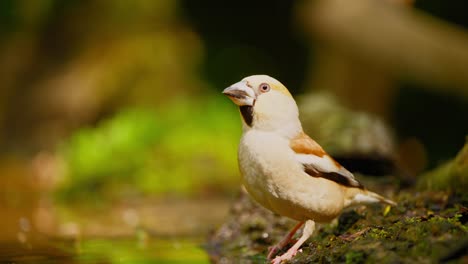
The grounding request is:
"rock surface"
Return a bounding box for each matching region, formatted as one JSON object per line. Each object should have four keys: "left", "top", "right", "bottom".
{"left": 207, "top": 187, "right": 467, "bottom": 263}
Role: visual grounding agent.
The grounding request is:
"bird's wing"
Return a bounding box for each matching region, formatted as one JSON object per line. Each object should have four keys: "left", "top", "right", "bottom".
{"left": 290, "top": 132, "right": 364, "bottom": 189}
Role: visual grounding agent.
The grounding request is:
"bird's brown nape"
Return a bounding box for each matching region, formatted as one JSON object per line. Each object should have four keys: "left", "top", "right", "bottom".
{"left": 239, "top": 105, "right": 254, "bottom": 127}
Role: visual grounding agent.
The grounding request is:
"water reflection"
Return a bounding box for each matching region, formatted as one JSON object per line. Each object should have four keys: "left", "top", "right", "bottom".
{"left": 0, "top": 158, "right": 227, "bottom": 263}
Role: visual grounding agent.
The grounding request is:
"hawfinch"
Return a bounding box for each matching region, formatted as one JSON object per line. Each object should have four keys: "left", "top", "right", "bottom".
{"left": 223, "top": 75, "right": 396, "bottom": 264}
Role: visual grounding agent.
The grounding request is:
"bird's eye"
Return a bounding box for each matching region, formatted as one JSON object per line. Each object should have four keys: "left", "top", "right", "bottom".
{"left": 259, "top": 83, "right": 270, "bottom": 93}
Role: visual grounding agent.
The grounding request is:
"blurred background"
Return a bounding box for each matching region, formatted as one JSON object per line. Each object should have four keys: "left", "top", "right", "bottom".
{"left": 0, "top": 0, "right": 467, "bottom": 263}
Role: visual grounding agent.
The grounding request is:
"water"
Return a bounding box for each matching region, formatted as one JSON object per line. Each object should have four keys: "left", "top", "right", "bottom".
{"left": 2, "top": 236, "right": 210, "bottom": 263}
{"left": 0, "top": 158, "right": 229, "bottom": 263}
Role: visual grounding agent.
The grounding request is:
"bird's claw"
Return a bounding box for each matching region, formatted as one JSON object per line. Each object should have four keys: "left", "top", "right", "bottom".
{"left": 270, "top": 250, "right": 298, "bottom": 264}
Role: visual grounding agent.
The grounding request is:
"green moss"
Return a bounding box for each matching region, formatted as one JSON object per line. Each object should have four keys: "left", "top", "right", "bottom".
{"left": 418, "top": 139, "right": 468, "bottom": 191}
{"left": 367, "top": 228, "right": 390, "bottom": 239}
{"left": 345, "top": 251, "right": 366, "bottom": 264}
{"left": 208, "top": 191, "right": 468, "bottom": 263}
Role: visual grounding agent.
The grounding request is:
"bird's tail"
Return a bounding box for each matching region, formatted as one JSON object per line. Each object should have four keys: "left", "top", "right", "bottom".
{"left": 346, "top": 188, "right": 397, "bottom": 207}
{"left": 363, "top": 190, "right": 397, "bottom": 206}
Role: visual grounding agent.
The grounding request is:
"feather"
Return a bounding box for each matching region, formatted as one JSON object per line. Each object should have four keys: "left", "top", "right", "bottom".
{"left": 291, "top": 132, "right": 364, "bottom": 189}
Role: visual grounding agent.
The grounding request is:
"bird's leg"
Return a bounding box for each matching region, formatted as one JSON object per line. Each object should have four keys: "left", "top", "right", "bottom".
{"left": 271, "top": 220, "right": 315, "bottom": 264}
{"left": 267, "top": 221, "right": 304, "bottom": 260}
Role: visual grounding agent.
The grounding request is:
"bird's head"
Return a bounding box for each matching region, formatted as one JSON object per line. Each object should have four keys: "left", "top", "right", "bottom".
{"left": 223, "top": 75, "right": 301, "bottom": 136}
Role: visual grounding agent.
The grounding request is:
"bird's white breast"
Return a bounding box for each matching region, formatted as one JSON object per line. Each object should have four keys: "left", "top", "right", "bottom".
{"left": 238, "top": 130, "right": 345, "bottom": 222}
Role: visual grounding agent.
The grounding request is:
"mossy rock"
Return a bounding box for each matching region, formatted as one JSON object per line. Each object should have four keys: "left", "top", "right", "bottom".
{"left": 418, "top": 139, "right": 468, "bottom": 192}
{"left": 207, "top": 188, "right": 468, "bottom": 263}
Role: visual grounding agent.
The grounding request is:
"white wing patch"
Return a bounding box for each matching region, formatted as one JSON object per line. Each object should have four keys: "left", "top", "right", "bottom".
{"left": 295, "top": 154, "right": 353, "bottom": 178}
{"left": 295, "top": 153, "right": 363, "bottom": 188}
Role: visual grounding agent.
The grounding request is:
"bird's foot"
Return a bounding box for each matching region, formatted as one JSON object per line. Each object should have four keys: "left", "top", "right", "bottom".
{"left": 267, "top": 246, "right": 280, "bottom": 260}
{"left": 267, "top": 238, "right": 298, "bottom": 260}
{"left": 270, "top": 249, "right": 299, "bottom": 264}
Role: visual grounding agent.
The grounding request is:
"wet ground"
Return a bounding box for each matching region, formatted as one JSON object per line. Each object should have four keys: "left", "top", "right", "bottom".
{"left": 208, "top": 184, "right": 468, "bottom": 263}
{"left": 0, "top": 158, "right": 230, "bottom": 264}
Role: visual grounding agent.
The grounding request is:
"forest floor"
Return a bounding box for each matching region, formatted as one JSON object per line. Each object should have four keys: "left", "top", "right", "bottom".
{"left": 207, "top": 181, "right": 468, "bottom": 264}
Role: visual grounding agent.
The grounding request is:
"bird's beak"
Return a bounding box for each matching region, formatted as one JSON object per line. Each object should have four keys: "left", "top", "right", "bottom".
{"left": 222, "top": 81, "right": 256, "bottom": 106}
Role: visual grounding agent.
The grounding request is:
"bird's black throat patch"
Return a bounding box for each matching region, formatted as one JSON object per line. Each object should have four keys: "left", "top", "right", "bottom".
{"left": 239, "top": 105, "right": 254, "bottom": 127}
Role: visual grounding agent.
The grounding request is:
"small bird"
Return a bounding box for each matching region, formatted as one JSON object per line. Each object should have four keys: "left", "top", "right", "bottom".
{"left": 223, "top": 75, "right": 396, "bottom": 264}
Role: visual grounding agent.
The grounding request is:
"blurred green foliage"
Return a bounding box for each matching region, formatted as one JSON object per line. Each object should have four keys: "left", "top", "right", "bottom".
{"left": 0, "top": 0, "right": 204, "bottom": 152}
{"left": 57, "top": 96, "right": 241, "bottom": 200}
{"left": 77, "top": 237, "right": 209, "bottom": 264}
